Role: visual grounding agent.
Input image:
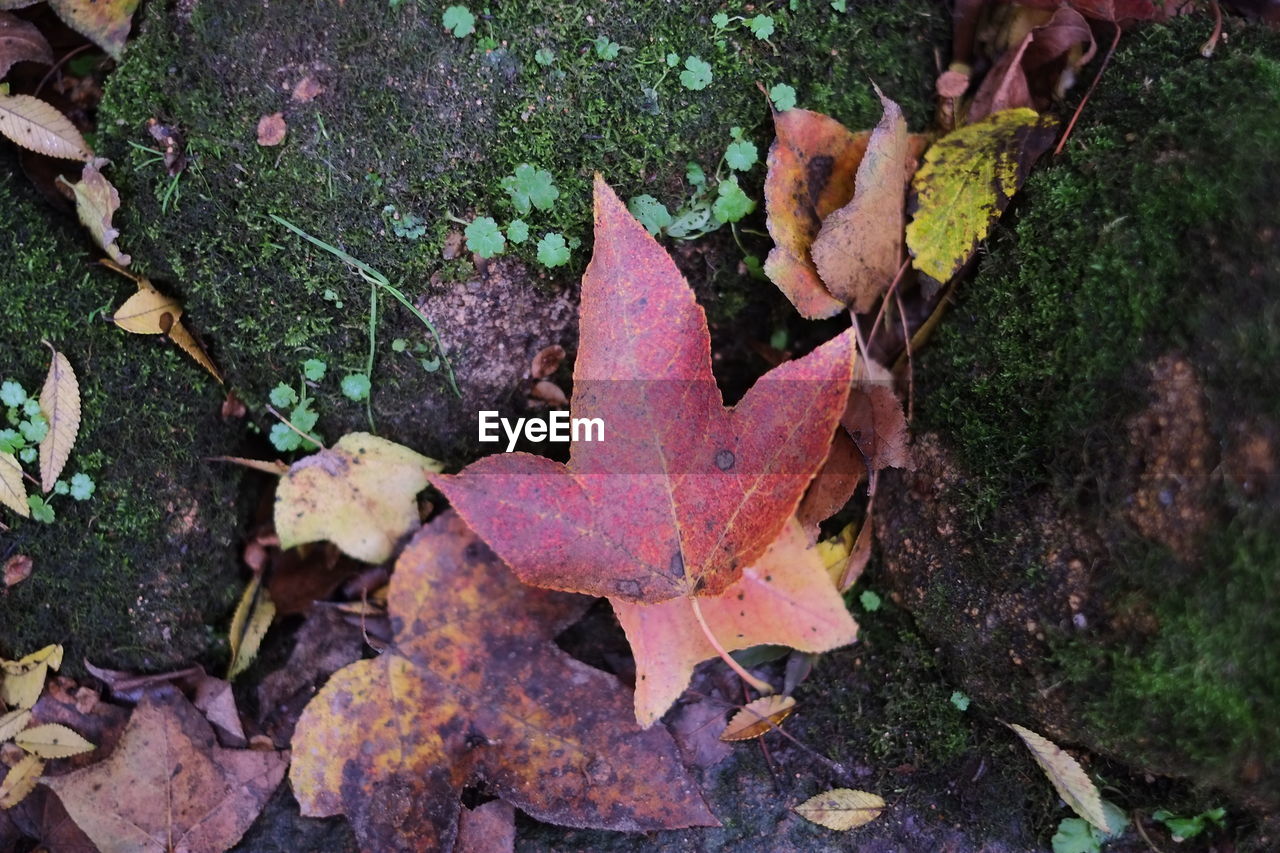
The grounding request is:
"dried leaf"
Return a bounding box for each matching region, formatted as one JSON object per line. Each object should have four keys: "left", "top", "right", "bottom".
{"left": 797, "top": 418, "right": 864, "bottom": 534}
{"left": 435, "top": 177, "right": 855, "bottom": 603}
{"left": 38, "top": 344, "right": 80, "bottom": 493}
{"left": 166, "top": 316, "right": 224, "bottom": 383}
{"left": 0, "top": 709, "right": 31, "bottom": 743}
{"left": 110, "top": 281, "right": 181, "bottom": 333}
{"left": 456, "top": 800, "right": 515, "bottom": 853}
{"left": 530, "top": 343, "right": 565, "bottom": 379}
{"left": 0, "top": 12, "right": 53, "bottom": 79}
{"left": 227, "top": 575, "right": 275, "bottom": 681}
{"left": 1007, "top": 722, "right": 1109, "bottom": 832}
{"left": 794, "top": 788, "right": 885, "bottom": 830}
{"left": 906, "top": 108, "right": 1057, "bottom": 283}
{"left": 2, "top": 554, "right": 32, "bottom": 587}
{"left": 13, "top": 723, "right": 94, "bottom": 758}
{"left": 290, "top": 511, "right": 717, "bottom": 851}
{"left": 720, "top": 695, "right": 797, "bottom": 741}
{"left": 844, "top": 384, "right": 910, "bottom": 474}
{"left": 47, "top": 0, "right": 138, "bottom": 59}
{"left": 0, "top": 754, "right": 42, "bottom": 809}
{"left": 56, "top": 159, "right": 131, "bottom": 266}
{"left": 614, "top": 518, "right": 857, "bottom": 726}
{"left": 256, "top": 112, "right": 286, "bottom": 146}
{"left": 969, "top": 8, "right": 1095, "bottom": 122}
{"left": 0, "top": 93, "right": 92, "bottom": 161}
{"left": 763, "top": 109, "right": 869, "bottom": 318}
{"left": 811, "top": 88, "right": 909, "bottom": 313}
{"left": 45, "top": 690, "right": 288, "bottom": 853}
{"left": 0, "top": 452, "right": 28, "bottom": 519}
{"left": 290, "top": 76, "right": 325, "bottom": 102}
{"left": 276, "top": 432, "right": 443, "bottom": 563}
{"left": 1, "top": 645, "right": 61, "bottom": 710}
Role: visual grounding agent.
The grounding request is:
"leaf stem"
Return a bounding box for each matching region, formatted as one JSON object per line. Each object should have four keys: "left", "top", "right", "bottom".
{"left": 689, "top": 596, "right": 774, "bottom": 695}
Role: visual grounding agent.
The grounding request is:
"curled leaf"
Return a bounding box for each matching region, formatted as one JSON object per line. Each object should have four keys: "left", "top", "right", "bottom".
{"left": 906, "top": 108, "right": 1057, "bottom": 283}
{"left": 1007, "top": 722, "right": 1110, "bottom": 832}
{"left": 794, "top": 788, "right": 885, "bottom": 831}
{"left": 57, "top": 159, "right": 131, "bottom": 266}
{"left": 720, "top": 694, "right": 797, "bottom": 741}
{"left": 227, "top": 575, "right": 275, "bottom": 681}
{"left": 14, "top": 723, "right": 95, "bottom": 758}
{"left": 38, "top": 344, "right": 81, "bottom": 493}
{"left": 0, "top": 92, "right": 92, "bottom": 160}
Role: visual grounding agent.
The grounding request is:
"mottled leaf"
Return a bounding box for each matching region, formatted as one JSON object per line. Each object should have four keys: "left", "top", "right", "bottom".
{"left": 810, "top": 88, "right": 909, "bottom": 313}
{"left": 47, "top": 0, "right": 139, "bottom": 60}
{"left": 56, "top": 159, "right": 131, "bottom": 266}
{"left": 1008, "top": 722, "right": 1109, "bottom": 832}
{"left": 37, "top": 344, "right": 80, "bottom": 493}
{"left": 906, "top": 108, "right": 1057, "bottom": 283}
{"left": 720, "top": 694, "right": 796, "bottom": 741}
{"left": 434, "top": 177, "right": 855, "bottom": 604}
{"left": 0, "top": 12, "right": 52, "bottom": 79}
{"left": 613, "top": 519, "right": 857, "bottom": 726}
{"left": 290, "top": 512, "right": 717, "bottom": 852}
{"left": 0, "top": 93, "right": 92, "bottom": 160}
{"left": 45, "top": 690, "right": 287, "bottom": 853}
{"left": 275, "top": 432, "right": 443, "bottom": 563}
{"left": 794, "top": 788, "right": 885, "bottom": 830}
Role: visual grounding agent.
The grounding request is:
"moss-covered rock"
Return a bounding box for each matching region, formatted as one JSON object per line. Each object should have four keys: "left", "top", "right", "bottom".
{"left": 878, "top": 15, "right": 1280, "bottom": 823}
{"left": 0, "top": 160, "right": 242, "bottom": 672}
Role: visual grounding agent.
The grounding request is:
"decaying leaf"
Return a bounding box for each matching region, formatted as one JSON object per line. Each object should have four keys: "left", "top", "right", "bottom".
{"left": 275, "top": 432, "right": 443, "bottom": 563}
{"left": 106, "top": 264, "right": 223, "bottom": 383}
{"left": 0, "top": 754, "right": 42, "bottom": 809}
{"left": 13, "top": 723, "right": 94, "bottom": 759}
{"left": 435, "top": 177, "right": 854, "bottom": 604}
{"left": 0, "top": 452, "right": 28, "bottom": 519}
{"left": 0, "top": 12, "right": 53, "bottom": 79}
{"left": 256, "top": 112, "right": 286, "bottom": 146}
{"left": 47, "top": 0, "right": 139, "bottom": 60}
{"left": 797, "top": 419, "right": 864, "bottom": 534}
{"left": 2, "top": 554, "right": 32, "bottom": 587}
{"left": 613, "top": 519, "right": 858, "bottom": 726}
{"left": 1007, "top": 722, "right": 1109, "bottom": 832}
{"left": 1, "top": 645, "right": 62, "bottom": 710}
{"left": 226, "top": 575, "right": 275, "bottom": 681}
{"left": 762, "top": 108, "right": 870, "bottom": 318}
{"left": 794, "top": 788, "right": 885, "bottom": 831}
{"left": 456, "top": 799, "right": 515, "bottom": 853}
{"left": 810, "top": 88, "right": 909, "bottom": 313}
{"left": 45, "top": 690, "right": 287, "bottom": 853}
{"left": 720, "top": 694, "right": 797, "bottom": 741}
{"left": 0, "top": 709, "right": 31, "bottom": 742}
{"left": 37, "top": 344, "right": 80, "bottom": 493}
{"left": 290, "top": 511, "right": 717, "bottom": 852}
{"left": 56, "top": 159, "right": 131, "bottom": 266}
{"left": 0, "top": 93, "right": 92, "bottom": 160}
{"left": 906, "top": 108, "right": 1057, "bottom": 283}
{"left": 844, "top": 384, "right": 911, "bottom": 475}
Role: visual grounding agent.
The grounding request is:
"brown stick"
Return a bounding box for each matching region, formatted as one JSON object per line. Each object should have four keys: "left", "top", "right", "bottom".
{"left": 1054, "top": 23, "right": 1122, "bottom": 157}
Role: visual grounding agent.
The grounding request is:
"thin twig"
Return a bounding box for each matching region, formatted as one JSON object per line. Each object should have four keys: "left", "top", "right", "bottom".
{"left": 265, "top": 404, "right": 326, "bottom": 450}
{"left": 896, "top": 291, "right": 915, "bottom": 422}
{"left": 865, "top": 257, "right": 912, "bottom": 353}
{"left": 34, "top": 44, "right": 92, "bottom": 99}
{"left": 689, "top": 596, "right": 773, "bottom": 695}
{"left": 1054, "top": 24, "right": 1122, "bottom": 156}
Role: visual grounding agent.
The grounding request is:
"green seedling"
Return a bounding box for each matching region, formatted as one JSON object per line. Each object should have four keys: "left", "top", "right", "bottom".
{"left": 536, "top": 233, "right": 571, "bottom": 267}
{"left": 534, "top": 47, "right": 555, "bottom": 66}
{"left": 341, "top": 373, "right": 372, "bottom": 402}
{"left": 442, "top": 5, "right": 476, "bottom": 38}
{"left": 464, "top": 216, "right": 506, "bottom": 258}
{"left": 1152, "top": 807, "right": 1226, "bottom": 841}
{"left": 679, "top": 56, "right": 712, "bottom": 91}
{"left": 382, "top": 204, "right": 427, "bottom": 239}
{"left": 501, "top": 164, "right": 559, "bottom": 215}
{"left": 126, "top": 141, "right": 185, "bottom": 213}
{"left": 859, "top": 589, "right": 882, "bottom": 612}
{"left": 506, "top": 219, "right": 530, "bottom": 244}
{"left": 770, "top": 82, "right": 798, "bottom": 111}
{"left": 592, "top": 35, "right": 621, "bottom": 60}
{"left": 949, "top": 691, "right": 970, "bottom": 711}
{"left": 627, "top": 195, "right": 673, "bottom": 236}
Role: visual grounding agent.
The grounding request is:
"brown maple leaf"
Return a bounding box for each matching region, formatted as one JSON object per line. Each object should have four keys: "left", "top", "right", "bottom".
{"left": 44, "top": 689, "right": 288, "bottom": 853}
{"left": 290, "top": 511, "right": 717, "bottom": 852}
{"left": 433, "top": 176, "right": 855, "bottom": 603}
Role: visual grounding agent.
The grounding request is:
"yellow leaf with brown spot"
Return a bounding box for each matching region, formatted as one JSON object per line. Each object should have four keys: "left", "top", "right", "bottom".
{"left": 0, "top": 708, "right": 31, "bottom": 742}
{"left": 111, "top": 281, "right": 182, "bottom": 334}
{"left": 48, "top": 0, "right": 139, "bottom": 60}
{"left": 57, "top": 159, "right": 130, "bottom": 266}
{"left": 290, "top": 511, "right": 717, "bottom": 851}
{"left": 794, "top": 788, "right": 885, "bottom": 831}
{"left": 0, "top": 754, "right": 42, "bottom": 808}
{"left": 905, "top": 108, "right": 1057, "bottom": 283}
{"left": 275, "top": 432, "right": 443, "bottom": 563}
{"left": 14, "top": 723, "right": 94, "bottom": 758}
{"left": 38, "top": 344, "right": 81, "bottom": 493}
{"left": 227, "top": 575, "right": 275, "bottom": 681}
{"left": 0, "top": 92, "right": 92, "bottom": 160}
{"left": 720, "top": 694, "right": 797, "bottom": 741}
{"left": 1007, "top": 722, "right": 1109, "bottom": 832}
{"left": 0, "top": 451, "right": 28, "bottom": 519}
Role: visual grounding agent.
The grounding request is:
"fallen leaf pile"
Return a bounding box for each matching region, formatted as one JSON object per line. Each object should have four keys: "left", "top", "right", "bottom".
{"left": 290, "top": 511, "right": 717, "bottom": 851}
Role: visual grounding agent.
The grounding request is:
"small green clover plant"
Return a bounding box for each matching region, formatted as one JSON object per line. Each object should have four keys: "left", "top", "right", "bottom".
{"left": 341, "top": 373, "right": 372, "bottom": 402}
{"left": 534, "top": 47, "right": 555, "bottom": 66}
{"left": 592, "top": 36, "right": 621, "bottom": 60}
{"left": 269, "top": 361, "right": 326, "bottom": 453}
{"left": 679, "top": 56, "right": 712, "bottom": 91}
{"left": 382, "top": 204, "right": 427, "bottom": 240}
{"left": 1152, "top": 807, "right": 1225, "bottom": 841}
{"left": 770, "top": 83, "right": 798, "bottom": 111}
{"left": 506, "top": 219, "right": 530, "bottom": 244}
{"left": 949, "top": 691, "right": 970, "bottom": 711}
{"left": 859, "top": 589, "right": 882, "bottom": 612}
{"left": 442, "top": 6, "right": 476, "bottom": 38}
{"left": 465, "top": 216, "right": 506, "bottom": 258}
{"left": 536, "top": 233, "right": 571, "bottom": 268}
{"left": 2, "top": 376, "right": 96, "bottom": 524}
{"left": 501, "top": 164, "right": 560, "bottom": 215}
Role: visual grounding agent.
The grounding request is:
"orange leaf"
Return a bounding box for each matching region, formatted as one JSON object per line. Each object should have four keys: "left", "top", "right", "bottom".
{"left": 720, "top": 694, "right": 797, "bottom": 741}
{"left": 289, "top": 511, "right": 717, "bottom": 851}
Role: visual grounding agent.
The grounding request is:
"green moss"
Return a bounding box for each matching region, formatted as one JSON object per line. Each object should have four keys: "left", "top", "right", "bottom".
{"left": 95, "top": 0, "right": 945, "bottom": 457}
{"left": 0, "top": 162, "right": 241, "bottom": 672}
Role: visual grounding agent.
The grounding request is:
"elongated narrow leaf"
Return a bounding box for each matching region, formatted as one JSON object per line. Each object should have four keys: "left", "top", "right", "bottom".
{"left": 227, "top": 575, "right": 275, "bottom": 680}
{"left": 794, "top": 788, "right": 885, "bottom": 830}
{"left": 57, "top": 159, "right": 131, "bottom": 266}
{"left": 167, "top": 317, "right": 224, "bottom": 384}
{"left": 14, "top": 722, "right": 95, "bottom": 758}
{"left": 0, "top": 708, "right": 31, "bottom": 742}
{"left": 0, "top": 93, "right": 92, "bottom": 160}
{"left": 0, "top": 451, "right": 28, "bottom": 518}
{"left": 1007, "top": 722, "right": 1109, "bottom": 832}
{"left": 720, "top": 694, "right": 796, "bottom": 741}
{"left": 38, "top": 345, "right": 81, "bottom": 493}
{"left": 0, "top": 754, "right": 42, "bottom": 808}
